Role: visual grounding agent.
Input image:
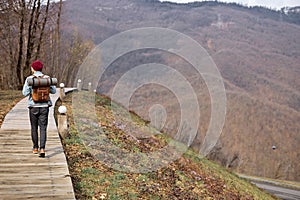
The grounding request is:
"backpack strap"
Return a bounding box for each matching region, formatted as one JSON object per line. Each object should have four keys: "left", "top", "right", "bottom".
{"left": 32, "top": 75, "right": 38, "bottom": 87}
{"left": 45, "top": 75, "right": 50, "bottom": 86}
{"left": 37, "top": 76, "right": 41, "bottom": 87}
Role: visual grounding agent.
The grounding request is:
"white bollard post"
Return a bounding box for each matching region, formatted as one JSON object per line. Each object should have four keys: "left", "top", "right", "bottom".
{"left": 88, "top": 82, "right": 92, "bottom": 92}
{"left": 77, "top": 79, "right": 82, "bottom": 91}
{"left": 59, "top": 83, "right": 65, "bottom": 101}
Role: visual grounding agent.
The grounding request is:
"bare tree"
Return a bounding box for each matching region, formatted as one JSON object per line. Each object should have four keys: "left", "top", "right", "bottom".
{"left": 16, "top": 0, "right": 26, "bottom": 87}
{"left": 0, "top": 0, "right": 58, "bottom": 89}
{"left": 0, "top": 0, "right": 94, "bottom": 89}
{"left": 60, "top": 31, "right": 95, "bottom": 86}
{"left": 53, "top": 0, "right": 62, "bottom": 78}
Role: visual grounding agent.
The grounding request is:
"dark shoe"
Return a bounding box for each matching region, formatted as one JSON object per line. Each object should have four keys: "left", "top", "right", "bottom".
{"left": 39, "top": 149, "right": 45, "bottom": 158}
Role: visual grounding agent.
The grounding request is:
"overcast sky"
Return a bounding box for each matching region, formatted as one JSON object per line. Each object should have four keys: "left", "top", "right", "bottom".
{"left": 160, "top": 0, "right": 300, "bottom": 10}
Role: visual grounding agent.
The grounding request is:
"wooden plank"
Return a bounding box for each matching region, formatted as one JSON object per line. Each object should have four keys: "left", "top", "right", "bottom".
{"left": 0, "top": 194, "right": 75, "bottom": 200}
{"left": 0, "top": 89, "right": 76, "bottom": 199}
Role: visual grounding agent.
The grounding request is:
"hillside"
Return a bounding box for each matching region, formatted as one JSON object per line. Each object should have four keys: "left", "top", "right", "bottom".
{"left": 56, "top": 91, "right": 276, "bottom": 199}
{"left": 61, "top": 0, "right": 300, "bottom": 181}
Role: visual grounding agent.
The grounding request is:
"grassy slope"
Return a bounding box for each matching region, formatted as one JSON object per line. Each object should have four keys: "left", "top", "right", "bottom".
{"left": 56, "top": 92, "right": 276, "bottom": 200}
{"left": 63, "top": 0, "right": 300, "bottom": 181}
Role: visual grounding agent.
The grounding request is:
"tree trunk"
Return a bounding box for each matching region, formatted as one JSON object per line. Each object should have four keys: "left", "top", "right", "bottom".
{"left": 55, "top": 0, "right": 63, "bottom": 80}
{"left": 24, "top": 0, "right": 38, "bottom": 77}
{"left": 16, "top": 0, "right": 26, "bottom": 87}
{"left": 35, "top": 0, "right": 50, "bottom": 60}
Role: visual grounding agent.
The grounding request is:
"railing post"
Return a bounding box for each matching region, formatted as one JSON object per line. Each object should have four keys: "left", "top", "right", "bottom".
{"left": 58, "top": 105, "right": 68, "bottom": 140}
{"left": 59, "top": 83, "right": 65, "bottom": 101}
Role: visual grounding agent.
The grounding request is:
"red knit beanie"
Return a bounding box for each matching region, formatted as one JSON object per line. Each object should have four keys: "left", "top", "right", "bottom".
{"left": 31, "top": 60, "right": 43, "bottom": 71}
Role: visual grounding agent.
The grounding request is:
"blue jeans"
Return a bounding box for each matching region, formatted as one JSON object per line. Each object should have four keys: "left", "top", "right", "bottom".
{"left": 29, "top": 107, "right": 49, "bottom": 149}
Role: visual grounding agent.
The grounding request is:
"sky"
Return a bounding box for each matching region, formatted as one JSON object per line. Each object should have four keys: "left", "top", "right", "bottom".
{"left": 160, "top": 0, "right": 300, "bottom": 10}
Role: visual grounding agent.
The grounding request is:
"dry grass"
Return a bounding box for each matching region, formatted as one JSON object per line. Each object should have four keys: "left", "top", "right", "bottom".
{"left": 0, "top": 90, "right": 24, "bottom": 127}
{"left": 56, "top": 92, "right": 277, "bottom": 200}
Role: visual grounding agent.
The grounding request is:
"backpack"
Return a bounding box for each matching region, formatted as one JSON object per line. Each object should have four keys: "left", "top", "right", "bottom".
{"left": 31, "top": 75, "right": 50, "bottom": 103}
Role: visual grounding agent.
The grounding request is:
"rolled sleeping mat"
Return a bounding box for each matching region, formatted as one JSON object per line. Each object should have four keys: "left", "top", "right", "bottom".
{"left": 27, "top": 77, "right": 57, "bottom": 87}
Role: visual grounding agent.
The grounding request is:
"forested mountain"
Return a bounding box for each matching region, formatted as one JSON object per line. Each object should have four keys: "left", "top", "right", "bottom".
{"left": 61, "top": 0, "right": 300, "bottom": 181}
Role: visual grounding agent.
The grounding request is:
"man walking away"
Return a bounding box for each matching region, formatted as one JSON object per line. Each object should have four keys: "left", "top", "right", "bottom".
{"left": 22, "top": 60, "right": 56, "bottom": 158}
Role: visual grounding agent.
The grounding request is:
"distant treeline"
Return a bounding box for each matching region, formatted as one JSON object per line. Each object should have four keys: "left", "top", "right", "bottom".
{"left": 143, "top": 0, "right": 300, "bottom": 26}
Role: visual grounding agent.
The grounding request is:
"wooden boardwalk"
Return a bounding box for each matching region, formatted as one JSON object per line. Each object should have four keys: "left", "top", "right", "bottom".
{"left": 0, "top": 89, "right": 76, "bottom": 199}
